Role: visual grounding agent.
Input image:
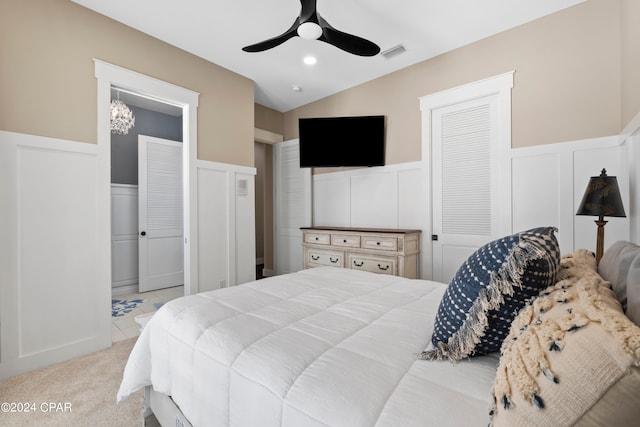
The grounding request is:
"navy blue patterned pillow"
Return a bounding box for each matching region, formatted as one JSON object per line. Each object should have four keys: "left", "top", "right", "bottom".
{"left": 420, "top": 227, "right": 560, "bottom": 361}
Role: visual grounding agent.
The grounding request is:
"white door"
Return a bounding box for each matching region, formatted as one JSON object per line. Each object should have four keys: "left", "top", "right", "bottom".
{"left": 421, "top": 72, "right": 513, "bottom": 283}
{"left": 431, "top": 95, "right": 504, "bottom": 283}
{"left": 274, "top": 139, "right": 312, "bottom": 274}
{"left": 138, "top": 135, "right": 184, "bottom": 292}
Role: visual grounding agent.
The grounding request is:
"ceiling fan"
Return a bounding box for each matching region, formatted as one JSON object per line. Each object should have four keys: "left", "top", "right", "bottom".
{"left": 242, "top": 0, "right": 380, "bottom": 57}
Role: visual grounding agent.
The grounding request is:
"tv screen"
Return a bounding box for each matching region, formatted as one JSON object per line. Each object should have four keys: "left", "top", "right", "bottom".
{"left": 298, "top": 115, "right": 385, "bottom": 168}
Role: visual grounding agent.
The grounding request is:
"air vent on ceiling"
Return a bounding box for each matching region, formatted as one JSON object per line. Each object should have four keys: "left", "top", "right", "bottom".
{"left": 381, "top": 44, "right": 406, "bottom": 59}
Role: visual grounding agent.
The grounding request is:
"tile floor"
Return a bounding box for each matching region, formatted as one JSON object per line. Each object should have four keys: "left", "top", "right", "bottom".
{"left": 111, "top": 285, "right": 184, "bottom": 342}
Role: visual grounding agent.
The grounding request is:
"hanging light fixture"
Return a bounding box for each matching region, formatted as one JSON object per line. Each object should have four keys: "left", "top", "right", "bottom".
{"left": 110, "top": 90, "right": 135, "bottom": 135}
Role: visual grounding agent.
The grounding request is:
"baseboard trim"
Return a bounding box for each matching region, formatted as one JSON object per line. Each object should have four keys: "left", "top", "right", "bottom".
{"left": 112, "top": 284, "right": 139, "bottom": 297}
{"left": 262, "top": 268, "right": 275, "bottom": 277}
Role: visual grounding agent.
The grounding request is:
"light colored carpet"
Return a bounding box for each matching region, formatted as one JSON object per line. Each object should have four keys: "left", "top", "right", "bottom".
{"left": 0, "top": 338, "right": 143, "bottom": 426}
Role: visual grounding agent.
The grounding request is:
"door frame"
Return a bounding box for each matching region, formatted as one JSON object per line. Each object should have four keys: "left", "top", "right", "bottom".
{"left": 420, "top": 71, "right": 513, "bottom": 280}
{"left": 95, "top": 61, "right": 199, "bottom": 302}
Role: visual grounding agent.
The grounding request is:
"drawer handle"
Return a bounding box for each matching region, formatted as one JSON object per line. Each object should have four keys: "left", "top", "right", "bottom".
{"left": 315, "top": 237, "right": 319, "bottom": 241}
{"left": 330, "top": 257, "right": 339, "bottom": 263}
{"left": 353, "top": 260, "right": 364, "bottom": 267}
{"left": 378, "top": 264, "right": 390, "bottom": 271}
{"left": 311, "top": 255, "right": 320, "bottom": 261}
{"left": 343, "top": 239, "right": 347, "bottom": 243}
{"left": 376, "top": 242, "right": 381, "bottom": 246}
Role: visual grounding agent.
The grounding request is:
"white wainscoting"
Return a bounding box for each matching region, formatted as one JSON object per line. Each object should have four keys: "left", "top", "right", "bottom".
{"left": 0, "top": 131, "right": 111, "bottom": 380}
{"left": 312, "top": 162, "right": 429, "bottom": 278}
{"left": 312, "top": 135, "right": 638, "bottom": 281}
{"left": 632, "top": 134, "right": 640, "bottom": 243}
{"left": 621, "top": 116, "right": 640, "bottom": 243}
{"left": 196, "top": 160, "right": 256, "bottom": 292}
{"left": 510, "top": 136, "right": 630, "bottom": 255}
{"left": 111, "top": 184, "right": 139, "bottom": 295}
{"left": 0, "top": 130, "right": 257, "bottom": 379}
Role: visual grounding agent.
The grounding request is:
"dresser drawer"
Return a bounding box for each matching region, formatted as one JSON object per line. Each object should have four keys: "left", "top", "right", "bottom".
{"left": 306, "top": 249, "right": 344, "bottom": 268}
{"left": 331, "top": 234, "right": 361, "bottom": 248}
{"left": 304, "top": 232, "right": 330, "bottom": 245}
{"left": 348, "top": 254, "right": 397, "bottom": 276}
{"left": 362, "top": 235, "right": 398, "bottom": 252}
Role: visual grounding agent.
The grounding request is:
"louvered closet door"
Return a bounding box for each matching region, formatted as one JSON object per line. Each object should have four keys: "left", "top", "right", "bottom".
{"left": 138, "top": 135, "right": 184, "bottom": 292}
{"left": 432, "top": 95, "right": 502, "bottom": 283}
{"left": 274, "top": 139, "right": 312, "bottom": 274}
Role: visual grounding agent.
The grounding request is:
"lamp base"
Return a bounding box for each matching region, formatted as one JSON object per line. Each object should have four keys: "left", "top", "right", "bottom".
{"left": 595, "top": 219, "right": 607, "bottom": 264}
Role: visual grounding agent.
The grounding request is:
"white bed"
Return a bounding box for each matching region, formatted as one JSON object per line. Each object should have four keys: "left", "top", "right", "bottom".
{"left": 118, "top": 267, "right": 500, "bottom": 426}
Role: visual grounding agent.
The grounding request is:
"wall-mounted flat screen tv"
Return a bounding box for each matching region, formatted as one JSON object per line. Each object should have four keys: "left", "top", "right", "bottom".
{"left": 298, "top": 115, "right": 385, "bottom": 168}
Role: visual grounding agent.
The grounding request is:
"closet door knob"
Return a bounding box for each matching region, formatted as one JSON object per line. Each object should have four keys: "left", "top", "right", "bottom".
{"left": 140, "top": 231, "right": 146, "bottom": 236}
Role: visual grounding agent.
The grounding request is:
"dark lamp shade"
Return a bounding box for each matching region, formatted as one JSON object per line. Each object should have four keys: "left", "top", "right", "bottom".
{"left": 576, "top": 169, "right": 626, "bottom": 218}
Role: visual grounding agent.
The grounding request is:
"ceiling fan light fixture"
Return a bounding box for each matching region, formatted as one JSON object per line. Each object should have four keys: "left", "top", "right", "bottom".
{"left": 297, "top": 22, "right": 322, "bottom": 40}
{"left": 242, "top": 1, "right": 380, "bottom": 57}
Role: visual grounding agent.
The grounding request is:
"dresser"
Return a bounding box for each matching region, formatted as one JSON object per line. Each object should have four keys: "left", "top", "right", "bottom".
{"left": 301, "top": 227, "right": 421, "bottom": 279}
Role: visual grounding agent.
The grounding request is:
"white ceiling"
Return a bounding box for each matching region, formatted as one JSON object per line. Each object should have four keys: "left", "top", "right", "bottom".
{"left": 76, "top": 0, "right": 585, "bottom": 113}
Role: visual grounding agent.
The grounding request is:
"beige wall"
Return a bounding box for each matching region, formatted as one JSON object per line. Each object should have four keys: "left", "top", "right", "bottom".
{"left": 0, "top": 0, "right": 255, "bottom": 167}
{"left": 284, "top": 0, "right": 637, "bottom": 169}
{"left": 255, "top": 104, "right": 284, "bottom": 135}
{"left": 621, "top": 0, "right": 640, "bottom": 128}
{"left": 3, "top": 1, "right": 636, "bottom": 170}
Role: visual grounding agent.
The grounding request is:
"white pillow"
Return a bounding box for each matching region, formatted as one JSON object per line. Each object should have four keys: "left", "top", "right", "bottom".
{"left": 626, "top": 253, "right": 640, "bottom": 325}
{"left": 598, "top": 240, "right": 640, "bottom": 310}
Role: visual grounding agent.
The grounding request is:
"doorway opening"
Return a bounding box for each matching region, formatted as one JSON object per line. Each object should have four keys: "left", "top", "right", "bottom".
{"left": 253, "top": 128, "right": 284, "bottom": 278}
{"left": 95, "top": 59, "right": 199, "bottom": 344}
{"left": 110, "top": 88, "right": 184, "bottom": 296}
{"left": 254, "top": 141, "right": 270, "bottom": 279}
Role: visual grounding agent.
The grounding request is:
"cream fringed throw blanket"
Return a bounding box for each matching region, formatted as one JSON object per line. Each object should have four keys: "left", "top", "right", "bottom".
{"left": 489, "top": 250, "right": 640, "bottom": 427}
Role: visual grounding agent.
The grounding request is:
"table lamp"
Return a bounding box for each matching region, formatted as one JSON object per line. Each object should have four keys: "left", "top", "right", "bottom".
{"left": 576, "top": 168, "right": 626, "bottom": 264}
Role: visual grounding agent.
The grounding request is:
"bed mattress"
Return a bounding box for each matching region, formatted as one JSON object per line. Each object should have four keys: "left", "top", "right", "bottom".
{"left": 118, "top": 267, "right": 499, "bottom": 426}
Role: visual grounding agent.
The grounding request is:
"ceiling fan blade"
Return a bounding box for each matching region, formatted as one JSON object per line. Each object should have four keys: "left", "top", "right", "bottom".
{"left": 299, "top": 0, "right": 318, "bottom": 23}
{"left": 319, "top": 26, "right": 380, "bottom": 57}
{"left": 242, "top": 18, "right": 300, "bottom": 53}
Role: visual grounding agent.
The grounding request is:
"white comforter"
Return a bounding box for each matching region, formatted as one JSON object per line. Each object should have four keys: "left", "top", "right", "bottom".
{"left": 118, "top": 267, "right": 499, "bottom": 426}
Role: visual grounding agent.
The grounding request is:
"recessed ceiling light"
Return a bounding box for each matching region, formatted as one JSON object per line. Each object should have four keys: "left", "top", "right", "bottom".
{"left": 303, "top": 56, "right": 317, "bottom": 66}
{"left": 292, "top": 85, "right": 302, "bottom": 92}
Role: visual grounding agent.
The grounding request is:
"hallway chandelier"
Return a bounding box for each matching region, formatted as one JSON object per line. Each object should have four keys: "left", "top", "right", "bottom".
{"left": 110, "top": 90, "right": 135, "bottom": 135}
